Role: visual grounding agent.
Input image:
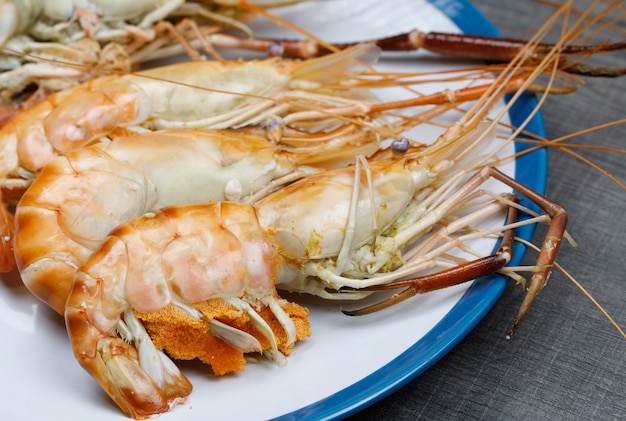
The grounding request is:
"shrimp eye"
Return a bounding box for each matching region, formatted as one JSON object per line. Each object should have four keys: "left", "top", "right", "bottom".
{"left": 391, "top": 138, "right": 410, "bottom": 155}
{"left": 267, "top": 41, "right": 285, "bottom": 57}
{"left": 265, "top": 117, "right": 285, "bottom": 143}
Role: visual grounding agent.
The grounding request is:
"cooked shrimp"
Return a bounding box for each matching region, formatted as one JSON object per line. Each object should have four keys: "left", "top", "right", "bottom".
{"left": 59, "top": 28, "right": 577, "bottom": 414}
{"left": 65, "top": 202, "right": 311, "bottom": 419}
{"left": 0, "top": 0, "right": 311, "bottom": 119}
{"left": 1, "top": 43, "right": 383, "bottom": 272}
{"left": 12, "top": 68, "right": 545, "bottom": 311}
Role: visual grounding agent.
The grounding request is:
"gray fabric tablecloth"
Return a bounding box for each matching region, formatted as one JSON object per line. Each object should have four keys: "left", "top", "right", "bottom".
{"left": 348, "top": 1, "right": 625, "bottom": 420}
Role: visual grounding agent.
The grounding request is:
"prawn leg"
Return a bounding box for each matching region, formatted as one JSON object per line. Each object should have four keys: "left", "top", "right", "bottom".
{"left": 338, "top": 167, "right": 567, "bottom": 337}
{"left": 204, "top": 31, "right": 626, "bottom": 77}
{"left": 339, "top": 194, "right": 519, "bottom": 313}
{"left": 65, "top": 278, "right": 193, "bottom": 419}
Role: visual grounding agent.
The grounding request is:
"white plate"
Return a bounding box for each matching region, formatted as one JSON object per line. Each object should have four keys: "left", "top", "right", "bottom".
{"left": 0, "top": 1, "right": 545, "bottom": 420}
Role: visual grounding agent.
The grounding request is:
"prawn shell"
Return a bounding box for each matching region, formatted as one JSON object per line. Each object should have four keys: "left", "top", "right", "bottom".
{"left": 256, "top": 158, "right": 433, "bottom": 259}
{"left": 14, "top": 129, "right": 298, "bottom": 314}
{"left": 73, "top": 202, "right": 281, "bottom": 316}
{"left": 130, "top": 60, "right": 292, "bottom": 123}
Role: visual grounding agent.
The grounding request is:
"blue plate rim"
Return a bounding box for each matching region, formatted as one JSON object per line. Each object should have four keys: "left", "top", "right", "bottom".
{"left": 272, "top": 1, "right": 548, "bottom": 420}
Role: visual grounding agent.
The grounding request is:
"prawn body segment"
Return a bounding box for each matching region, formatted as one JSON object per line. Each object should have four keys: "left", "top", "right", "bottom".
{"left": 66, "top": 202, "right": 310, "bottom": 419}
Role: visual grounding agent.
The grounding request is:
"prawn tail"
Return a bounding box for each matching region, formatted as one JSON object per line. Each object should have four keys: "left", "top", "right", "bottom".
{"left": 66, "top": 269, "right": 193, "bottom": 419}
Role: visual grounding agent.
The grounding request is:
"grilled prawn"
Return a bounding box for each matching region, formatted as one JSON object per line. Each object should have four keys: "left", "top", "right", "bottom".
{"left": 60, "top": 30, "right": 578, "bottom": 413}
{"left": 0, "top": 0, "right": 308, "bottom": 120}
{"left": 66, "top": 201, "right": 311, "bottom": 419}
{"left": 1, "top": 44, "right": 384, "bottom": 272}
{"left": 3, "top": 0, "right": 624, "bottom": 130}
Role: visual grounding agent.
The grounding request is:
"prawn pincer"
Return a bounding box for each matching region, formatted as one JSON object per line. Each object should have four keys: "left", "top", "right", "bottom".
{"left": 209, "top": 23, "right": 626, "bottom": 77}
